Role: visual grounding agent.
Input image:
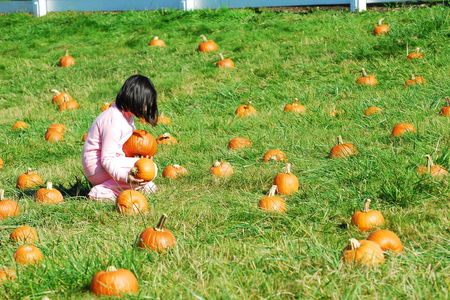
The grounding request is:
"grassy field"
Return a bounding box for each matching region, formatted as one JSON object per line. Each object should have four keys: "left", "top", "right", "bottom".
{"left": 0, "top": 5, "right": 449, "bottom": 299}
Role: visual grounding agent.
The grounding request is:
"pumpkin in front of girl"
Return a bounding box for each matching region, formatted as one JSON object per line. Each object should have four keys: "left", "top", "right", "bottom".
{"left": 416, "top": 154, "right": 448, "bottom": 177}
{"left": 210, "top": 161, "right": 234, "bottom": 178}
{"left": 329, "top": 136, "right": 357, "bottom": 158}
{"left": 0, "top": 268, "right": 17, "bottom": 282}
{"left": 356, "top": 68, "right": 378, "bottom": 86}
{"left": 90, "top": 266, "right": 139, "bottom": 297}
{"left": 440, "top": 97, "right": 450, "bottom": 117}
{"left": 138, "top": 214, "right": 176, "bottom": 252}
{"left": 391, "top": 123, "right": 416, "bottom": 137}
{"left": 284, "top": 98, "right": 306, "bottom": 114}
{"left": 163, "top": 164, "right": 188, "bottom": 179}
{"left": 0, "top": 190, "right": 19, "bottom": 220}
{"left": 35, "top": 182, "right": 64, "bottom": 204}
{"left": 228, "top": 137, "right": 252, "bottom": 150}
{"left": 351, "top": 199, "right": 384, "bottom": 232}
{"left": 58, "top": 94, "right": 79, "bottom": 111}
{"left": 156, "top": 133, "right": 177, "bottom": 145}
{"left": 407, "top": 48, "right": 424, "bottom": 60}
{"left": 216, "top": 53, "right": 234, "bottom": 68}
{"left": 116, "top": 190, "right": 148, "bottom": 215}
{"left": 343, "top": 238, "right": 384, "bottom": 266}
{"left": 60, "top": 50, "right": 75, "bottom": 67}
{"left": 51, "top": 89, "right": 73, "bottom": 104}
{"left": 132, "top": 158, "right": 157, "bottom": 181}
{"left": 273, "top": 163, "right": 299, "bottom": 195}
{"left": 16, "top": 168, "right": 43, "bottom": 189}
{"left": 149, "top": 36, "right": 166, "bottom": 47}
{"left": 10, "top": 226, "right": 39, "bottom": 244}
{"left": 14, "top": 245, "right": 43, "bottom": 265}
{"left": 373, "top": 18, "right": 390, "bottom": 35}
{"left": 263, "top": 149, "right": 287, "bottom": 162}
{"left": 123, "top": 130, "right": 157, "bottom": 157}
{"left": 198, "top": 35, "right": 218, "bottom": 53}
{"left": 235, "top": 104, "right": 256, "bottom": 117}
{"left": 12, "top": 121, "right": 29, "bottom": 130}
{"left": 258, "top": 185, "right": 286, "bottom": 213}
{"left": 367, "top": 230, "right": 403, "bottom": 253}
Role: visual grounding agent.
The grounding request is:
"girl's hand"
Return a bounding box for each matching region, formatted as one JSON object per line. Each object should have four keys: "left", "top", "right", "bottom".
{"left": 127, "top": 174, "right": 146, "bottom": 185}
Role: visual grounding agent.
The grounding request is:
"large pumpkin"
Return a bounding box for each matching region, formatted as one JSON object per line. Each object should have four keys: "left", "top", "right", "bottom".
{"left": 116, "top": 190, "right": 148, "bottom": 215}
{"left": 343, "top": 238, "right": 384, "bottom": 266}
{"left": 90, "top": 266, "right": 139, "bottom": 297}
{"left": 258, "top": 185, "right": 286, "bottom": 213}
{"left": 123, "top": 130, "right": 157, "bottom": 157}
{"left": 17, "top": 168, "right": 43, "bottom": 189}
{"left": 273, "top": 163, "right": 299, "bottom": 195}
{"left": 138, "top": 214, "right": 176, "bottom": 252}
{"left": 0, "top": 190, "right": 20, "bottom": 220}
{"left": 35, "top": 182, "right": 64, "bottom": 204}
{"left": 351, "top": 199, "right": 384, "bottom": 232}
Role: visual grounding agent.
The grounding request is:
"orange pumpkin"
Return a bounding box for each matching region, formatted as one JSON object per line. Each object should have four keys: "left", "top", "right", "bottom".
{"left": 373, "top": 18, "right": 390, "bottom": 35}
{"left": 138, "top": 214, "right": 176, "bottom": 252}
{"left": 367, "top": 229, "right": 403, "bottom": 253}
{"left": 116, "top": 190, "right": 148, "bottom": 215}
{"left": 60, "top": 49, "right": 75, "bottom": 67}
{"left": 216, "top": 53, "right": 234, "bottom": 68}
{"left": 351, "top": 199, "right": 384, "bottom": 232}
{"left": 149, "top": 36, "right": 166, "bottom": 47}
{"left": 123, "top": 130, "right": 157, "bottom": 157}
{"left": 100, "top": 102, "right": 112, "bottom": 112}
{"left": 163, "top": 164, "right": 188, "bottom": 179}
{"left": 228, "top": 137, "right": 252, "bottom": 150}
{"left": 328, "top": 109, "right": 344, "bottom": 117}
{"left": 82, "top": 133, "right": 87, "bottom": 142}
{"left": 58, "top": 94, "right": 79, "bottom": 111}
{"left": 0, "top": 190, "right": 19, "bottom": 220}
{"left": 17, "top": 168, "right": 43, "bottom": 189}
{"left": 157, "top": 113, "right": 172, "bottom": 124}
{"left": 343, "top": 238, "right": 385, "bottom": 266}
{"left": 90, "top": 266, "right": 139, "bottom": 297}
{"left": 356, "top": 68, "right": 378, "bottom": 86}
{"left": 329, "top": 136, "right": 358, "bottom": 158}
{"left": 51, "top": 89, "right": 73, "bottom": 104}
{"left": 263, "top": 149, "right": 287, "bottom": 162}
{"left": 132, "top": 158, "right": 157, "bottom": 181}
{"left": 407, "top": 48, "right": 424, "bottom": 60}
{"left": 440, "top": 97, "right": 450, "bottom": 117}
{"left": 235, "top": 104, "right": 256, "bottom": 117}
{"left": 405, "top": 75, "right": 426, "bottom": 86}
{"left": 0, "top": 158, "right": 3, "bottom": 169}
{"left": 364, "top": 106, "right": 382, "bottom": 116}
{"left": 156, "top": 133, "right": 177, "bottom": 145}
{"left": 391, "top": 123, "right": 416, "bottom": 137}
{"left": 258, "top": 185, "right": 286, "bottom": 213}
{"left": 417, "top": 154, "right": 448, "bottom": 177}
{"left": 284, "top": 98, "right": 306, "bottom": 114}
{"left": 210, "top": 161, "right": 233, "bottom": 178}
{"left": 45, "top": 129, "right": 64, "bottom": 142}
{"left": 47, "top": 123, "right": 67, "bottom": 133}
{"left": 273, "top": 163, "right": 299, "bottom": 195}
{"left": 12, "top": 121, "right": 29, "bottom": 130}
{"left": 10, "top": 226, "right": 39, "bottom": 244}
{"left": 14, "top": 245, "right": 43, "bottom": 265}
{"left": 198, "top": 35, "right": 219, "bottom": 53}
{"left": 0, "top": 268, "right": 17, "bottom": 282}
{"left": 35, "top": 182, "right": 64, "bottom": 204}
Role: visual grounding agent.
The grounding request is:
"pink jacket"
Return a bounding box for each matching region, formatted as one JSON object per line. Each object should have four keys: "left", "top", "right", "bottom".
{"left": 82, "top": 103, "right": 136, "bottom": 183}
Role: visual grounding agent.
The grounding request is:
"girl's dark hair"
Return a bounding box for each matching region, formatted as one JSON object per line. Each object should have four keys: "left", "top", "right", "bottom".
{"left": 116, "top": 74, "right": 158, "bottom": 126}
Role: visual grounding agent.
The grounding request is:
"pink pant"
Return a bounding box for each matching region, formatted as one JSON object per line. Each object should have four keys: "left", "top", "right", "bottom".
{"left": 87, "top": 167, "right": 157, "bottom": 202}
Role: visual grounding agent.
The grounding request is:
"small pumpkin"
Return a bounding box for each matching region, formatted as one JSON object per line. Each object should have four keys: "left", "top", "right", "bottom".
{"left": 263, "top": 149, "right": 287, "bottom": 162}
{"left": 329, "top": 136, "right": 358, "bottom": 158}
{"left": 35, "top": 182, "right": 64, "bottom": 204}
{"left": 235, "top": 104, "right": 256, "bottom": 117}
{"left": 17, "top": 168, "right": 43, "bottom": 189}
{"left": 0, "top": 158, "right": 3, "bottom": 169}
{"left": 157, "top": 113, "right": 172, "bottom": 124}
{"left": 273, "top": 163, "right": 299, "bottom": 195}
{"left": 228, "top": 137, "right": 252, "bottom": 150}
{"left": 163, "top": 164, "right": 188, "bottom": 179}
{"left": 405, "top": 74, "right": 426, "bottom": 86}
{"left": 343, "top": 238, "right": 385, "bottom": 266}
{"left": 351, "top": 199, "right": 385, "bottom": 232}
{"left": 138, "top": 214, "right": 176, "bottom": 252}
{"left": 116, "top": 190, "right": 148, "bottom": 215}
{"left": 51, "top": 89, "right": 73, "bottom": 105}
{"left": 391, "top": 123, "right": 416, "bottom": 137}
{"left": 407, "top": 48, "right": 424, "bottom": 60}
{"left": 0, "top": 190, "right": 19, "bottom": 220}
{"left": 45, "top": 129, "right": 64, "bottom": 142}
{"left": 258, "top": 185, "right": 286, "bottom": 213}
{"left": 417, "top": 154, "right": 448, "bottom": 177}
{"left": 82, "top": 133, "right": 87, "bottom": 142}
{"left": 90, "top": 266, "right": 139, "bottom": 297}
{"left": 373, "top": 18, "right": 390, "bottom": 35}
{"left": 149, "top": 36, "right": 166, "bottom": 47}
{"left": 10, "top": 226, "right": 39, "bottom": 244}
{"left": 60, "top": 49, "right": 75, "bottom": 67}
{"left": 58, "top": 94, "right": 79, "bottom": 111}
{"left": 440, "top": 97, "right": 450, "bottom": 117}
{"left": 210, "top": 161, "right": 233, "bottom": 178}
{"left": 198, "top": 35, "right": 219, "bottom": 53}
{"left": 123, "top": 130, "right": 157, "bottom": 157}
{"left": 284, "top": 98, "right": 306, "bottom": 114}
{"left": 0, "top": 268, "right": 17, "bottom": 282}
{"left": 131, "top": 158, "right": 157, "bottom": 181}
{"left": 367, "top": 229, "right": 403, "bottom": 253}
{"left": 47, "top": 123, "right": 67, "bottom": 133}
{"left": 356, "top": 68, "right": 378, "bottom": 86}
{"left": 156, "top": 133, "right": 177, "bottom": 145}
{"left": 216, "top": 53, "right": 234, "bottom": 68}
{"left": 364, "top": 106, "right": 382, "bottom": 116}
{"left": 12, "top": 121, "right": 29, "bottom": 130}
{"left": 100, "top": 102, "right": 112, "bottom": 112}
{"left": 14, "top": 244, "right": 43, "bottom": 265}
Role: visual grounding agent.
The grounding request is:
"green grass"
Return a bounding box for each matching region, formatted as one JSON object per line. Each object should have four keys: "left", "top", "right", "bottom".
{"left": 0, "top": 5, "right": 449, "bottom": 299}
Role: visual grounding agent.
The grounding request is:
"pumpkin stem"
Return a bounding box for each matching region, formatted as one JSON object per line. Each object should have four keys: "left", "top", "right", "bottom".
{"left": 153, "top": 36, "right": 159, "bottom": 40}
{"left": 200, "top": 35, "right": 208, "bottom": 42}
{"left": 219, "top": 53, "right": 225, "bottom": 60}
{"left": 131, "top": 166, "right": 139, "bottom": 176}
{"left": 362, "top": 199, "right": 372, "bottom": 213}
{"left": 410, "top": 74, "right": 416, "bottom": 80}
{"left": 173, "top": 164, "right": 180, "bottom": 168}
{"left": 0, "top": 189, "right": 4, "bottom": 201}
{"left": 155, "top": 214, "right": 168, "bottom": 231}
{"left": 360, "top": 68, "right": 368, "bottom": 77}
{"left": 65, "top": 49, "right": 69, "bottom": 56}
{"left": 51, "top": 89, "right": 61, "bottom": 95}
{"left": 106, "top": 266, "right": 118, "bottom": 272}
{"left": 425, "top": 154, "right": 434, "bottom": 172}
{"left": 293, "top": 98, "right": 299, "bottom": 104}
{"left": 26, "top": 168, "right": 33, "bottom": 175}
{"left": 213, "top": 161, "right": 221, "bottom": 167}
{"left": 415, "top": 47, "right": 420, "bottom": 53}
{"left": 268, "top": 185, "right": 278, "bottom": 197}
{"left": 284, "top": 163, "right": 292, "bottom": 174}
{"left": 269, "top": 155, "right": 277, "bottom": 161}
{"left": 46, "top": 182, "right": 53, "bottom": 190}
{"left": 162, "top": 133, "right": 170, "bottom": 138}
{"left": 337, "top": 136, "right": 344, "bottom": 145}
{"left": 349, "top": 238, "right": 361, "bottom": 250}
{"left": 160, "top": 112, "right": 165, "bottom": 118}
{"left": 63, "top": 94, "right": 69, "bottom": 103}
{"left": 377, "top": 18, "right": 384, "bottom": 26}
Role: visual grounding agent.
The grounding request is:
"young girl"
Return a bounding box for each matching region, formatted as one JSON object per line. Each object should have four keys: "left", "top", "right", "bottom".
{"left": 82, "top": 75, "right": 158, "bottom": 201}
